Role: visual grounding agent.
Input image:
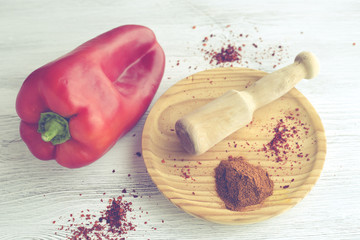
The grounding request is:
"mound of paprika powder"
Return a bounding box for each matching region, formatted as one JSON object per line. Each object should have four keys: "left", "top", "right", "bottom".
{"left": 16, "top": 25, "right": 165, "bottom": 168}
{"left": 215, "top": 156, "right": 273, "bottom": 211}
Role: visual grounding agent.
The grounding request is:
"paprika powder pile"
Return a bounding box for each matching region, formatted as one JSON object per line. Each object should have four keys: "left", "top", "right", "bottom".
{"left": 215, "top": 156, "right": 273, "bottom": 211}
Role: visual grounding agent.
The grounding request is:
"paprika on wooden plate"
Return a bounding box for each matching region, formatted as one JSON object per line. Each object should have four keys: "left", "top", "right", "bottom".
{"left": 142, "top": 67, "right": 326, "bottom": 224}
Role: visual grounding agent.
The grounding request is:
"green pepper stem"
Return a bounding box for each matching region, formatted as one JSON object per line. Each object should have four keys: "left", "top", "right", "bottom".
{"left": 38, "top": 112, "right": 71, "bottom": 145}
{"left": 41, "top": 119, "right": 63, "bottom": 142}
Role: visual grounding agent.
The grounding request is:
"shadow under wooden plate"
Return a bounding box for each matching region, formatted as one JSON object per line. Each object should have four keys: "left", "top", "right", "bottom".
{"left": 142, "top": 67, "right": 326, "bottom": 225}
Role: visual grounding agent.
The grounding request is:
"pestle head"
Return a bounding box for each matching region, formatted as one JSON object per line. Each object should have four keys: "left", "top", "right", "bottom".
{"left": 294, "top": 51, "right": 319, "bottom": 79}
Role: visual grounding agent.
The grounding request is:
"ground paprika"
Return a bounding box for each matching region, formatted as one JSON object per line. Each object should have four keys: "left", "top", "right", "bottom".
{"left": 16, "top": 25, "right": 165, "bottom": 168}
{"left": 215, "top": 156, "right": 274, "bottom": 211}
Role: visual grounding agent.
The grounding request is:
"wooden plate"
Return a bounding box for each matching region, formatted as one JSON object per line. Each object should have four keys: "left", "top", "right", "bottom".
{"left": 142, "top": 67, "right": 326, "bottom": 225}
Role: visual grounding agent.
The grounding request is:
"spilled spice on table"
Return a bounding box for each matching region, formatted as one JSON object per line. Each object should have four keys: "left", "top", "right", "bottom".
{"left": 171, "top": 25, "right": 291, "bottom": 72}
{"left": 54, "top": 190, "right": 161, "bottom": 239}
{"left": 199, "top": 25, "right": 290, "bottom": 68}
{"left": 211, "top": 44, "right": 241, "bottom": 65}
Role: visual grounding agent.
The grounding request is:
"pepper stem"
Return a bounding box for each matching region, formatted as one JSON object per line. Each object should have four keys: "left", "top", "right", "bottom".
{"left": 41, "top": 120, "right": 62, "bottom": 142}
{"left": 38, "top": 112, "right": 71, "bottom": 145}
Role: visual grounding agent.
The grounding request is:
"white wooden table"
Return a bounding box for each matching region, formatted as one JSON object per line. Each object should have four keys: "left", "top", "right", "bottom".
{"left": 1, "top": 0, "right": 359, "bottom": 239}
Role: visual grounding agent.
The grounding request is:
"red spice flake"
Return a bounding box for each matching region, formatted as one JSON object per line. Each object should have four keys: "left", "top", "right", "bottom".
{"left": 265, "top": 122, "right": 288, "bottom": 157}
{"left": 353, "top": 42, "right": 356, "bottom": 46}
{"left": 212, "top": 44, "right": 241, "bottom": 65}
{"left": 178, "top": 164, "right": 196, "bottom": 181}
{"left": 192, "top": 25, "right": 196, "bottom": 29}
{"left": 161, "top": 159, "right": 165, "bottom": 164}
{"left": 181, "top": 168, "right": 191, "bottom": 179}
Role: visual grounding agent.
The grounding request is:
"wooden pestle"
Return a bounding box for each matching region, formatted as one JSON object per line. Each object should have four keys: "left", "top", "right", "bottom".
{"left": 175, "top": 51, "right": 319, "bottom": 155}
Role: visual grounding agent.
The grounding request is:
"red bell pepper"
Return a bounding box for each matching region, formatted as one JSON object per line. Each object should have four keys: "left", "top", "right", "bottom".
{"left": 16, "top": 25, "right": 165, "bottom": 168}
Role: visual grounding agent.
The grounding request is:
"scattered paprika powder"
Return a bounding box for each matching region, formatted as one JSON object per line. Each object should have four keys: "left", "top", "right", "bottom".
{"left": 54, "top": 190, "right": 161, "bottom": 239}
{"left": 199, "top": 25, "right": 290, "bottom": 68}
{"left": 211, "top": 44, "right": 241, "bottom": 65}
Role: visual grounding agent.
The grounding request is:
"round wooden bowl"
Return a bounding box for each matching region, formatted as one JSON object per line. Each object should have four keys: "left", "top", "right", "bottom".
{"left": 142, "top": 67, "right": 326, "bottom": 225}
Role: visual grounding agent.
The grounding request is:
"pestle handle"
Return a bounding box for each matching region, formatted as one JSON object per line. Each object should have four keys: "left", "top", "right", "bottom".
{"left": 245, "top": 51, "right": 319, "bottom": 109}
{"left": 175, "top": 51, "right": 319, "bottom": 155}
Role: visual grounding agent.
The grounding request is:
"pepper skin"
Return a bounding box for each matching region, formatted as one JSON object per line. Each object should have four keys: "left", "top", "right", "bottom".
{"left": 16, "top": 25, "right": 165, "bottom": 168}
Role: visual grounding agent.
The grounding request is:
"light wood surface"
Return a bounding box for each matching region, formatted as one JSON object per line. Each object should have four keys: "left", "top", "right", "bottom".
{"left": 1, "top": 0, "right": 360, "bottom": 239}
{"left": 142, "top": 67, "right": 326, "bottom": 224}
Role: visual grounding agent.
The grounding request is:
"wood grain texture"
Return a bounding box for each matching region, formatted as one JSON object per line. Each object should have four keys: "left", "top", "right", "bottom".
{"left": 1, "top": 0, "right": 360, "bottom": 239}
{"left": 142, "top": 68, "right": 326, "bottom": 224}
